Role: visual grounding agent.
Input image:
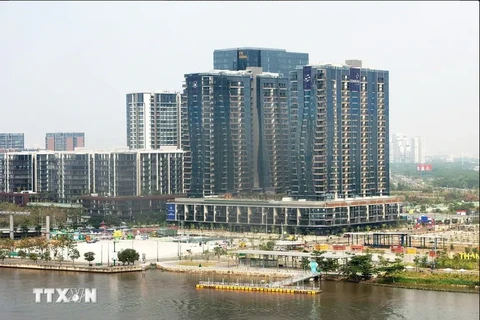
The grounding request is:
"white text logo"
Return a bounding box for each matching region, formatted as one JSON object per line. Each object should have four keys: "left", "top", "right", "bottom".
{"left": 33, "top": 288, "right": 97, "bottom": 303}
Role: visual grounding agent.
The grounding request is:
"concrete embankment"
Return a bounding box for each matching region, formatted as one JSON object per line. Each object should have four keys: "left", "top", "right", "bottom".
{"left": 156, "top": 261, "right": 294, "bottom": 278}
{"left": 0, "top": 262, "right": 144, "bottom": 273}
{"left": 362, "top": 281, "right": 480, "bottom": 294}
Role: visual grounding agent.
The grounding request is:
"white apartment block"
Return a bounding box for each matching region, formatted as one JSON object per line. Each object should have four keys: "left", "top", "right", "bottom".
{"left": 0, "top": 148, "right": 184, "bottom": 202}
{"left": 126, "top": 92, "right": 181, "bottom": 150}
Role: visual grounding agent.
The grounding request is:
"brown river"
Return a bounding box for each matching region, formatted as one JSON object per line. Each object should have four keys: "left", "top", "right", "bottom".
{"left": 0, "top": 268, "right": 478, "bottom": 320}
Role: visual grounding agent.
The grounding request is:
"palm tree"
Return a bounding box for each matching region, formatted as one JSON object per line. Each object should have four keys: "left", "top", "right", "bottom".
{"left": 213, "top": 246, "right": 223, "bottom": 260}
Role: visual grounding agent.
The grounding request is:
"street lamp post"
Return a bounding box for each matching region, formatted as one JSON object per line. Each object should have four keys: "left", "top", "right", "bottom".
{"left": 113, "top": 240, "right": 116, "bottom": 267}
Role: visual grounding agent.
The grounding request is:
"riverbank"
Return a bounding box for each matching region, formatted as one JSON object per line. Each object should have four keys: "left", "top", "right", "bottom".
{"left": 365, "top": 281, "right": 480, "bottom": 294}
{"left": 371, "top": 271, "right": 480, "bottom": 294}
{"left": 0, "top": 261, "right": 144, "bottom": 273}
{"left": 157, "top": 260, "right": 480, "bottom": 294}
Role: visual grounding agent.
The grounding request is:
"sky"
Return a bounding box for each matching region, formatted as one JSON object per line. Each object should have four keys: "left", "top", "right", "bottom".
{"left": 0, "top": 1, "right": 478, "bottom": 157}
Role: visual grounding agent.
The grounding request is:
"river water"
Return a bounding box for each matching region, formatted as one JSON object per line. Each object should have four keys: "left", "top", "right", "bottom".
{"left": 0, "top": 268, "right": 478, "bottom": 320}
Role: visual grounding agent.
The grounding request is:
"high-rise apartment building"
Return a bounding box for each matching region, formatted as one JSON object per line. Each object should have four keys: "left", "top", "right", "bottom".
{"left": 255, "top": 71, "right": 290, "bottom": 192}
{"left": 182, "top": 70, "right": 253, "bottom": 197}
{"left": 214, "top": 47, "right": 309, "bottom": 77}
{"left": 0, "top": 133, "right": 24, "bottom": 150}
{"left": 411, "top": 136, "right": 425, "bottom": 164}
{"left": 45, "top": 132, "right": 85, "bottom": 151}
{"left": 289, "top": 60, "right": 389, "bottom": 199}
{"left": 4, "top": 152, "right": 35, "bottom": 192}
{"left": 182, "top": 68, "right": 291, "bottom": 196}
{"left": 126, "top": 92, "right": 181, "bottom": 150}
{"left": 390, "top": 133, "right": 425, "bottom": 163}
{"left": 0, "top": 148, "right": 184, "bottom": 202}
{"left": 390, "top": 133, "right": 410, "bottom": 163}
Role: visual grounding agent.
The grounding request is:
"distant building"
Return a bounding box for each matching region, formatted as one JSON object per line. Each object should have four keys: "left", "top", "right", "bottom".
{"left": 390, "top": 133, "right": 411, "bottom": 163}
{"left": 411, "top": 136, "right": 426, "bottom": 164}
{"left": 289, "top": 60, "right": 389, "bottom": 199}
{"left": 45, "top": 132, "right": 85, "bottom": 151}
{"left": 390, "top": 134, "right": 425, "bottom": 164}
{"left": 126, "top": 92, "right": 181, "bottom": 150}
{"left": 213, "top": 47, "right": 309, "bottom": 77}
{"left": 0, "top": 133, "right": 24, "bottom": 150}
{"left": 0, "top": 192, "right": 31, "bottom": 206}
{"left": 0, "top": 148, "right": 184, "bottom": 202}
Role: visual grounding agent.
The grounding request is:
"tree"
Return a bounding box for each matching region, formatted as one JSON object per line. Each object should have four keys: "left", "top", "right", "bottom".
{"left": 341, "top": 254, "right": 374, "bottom": 282}
{"left": 21, "top": 225, "right": 29, "bottom": 236}
{"left": 35, "top": 225, "right": 42, "bottom": 234}
{"left": 0, "top": 249, "right": 9, "bottom": 262}
{"left": 29, "top": 252, "right": 39, "bottom": 264}
{"left": 377, "top": 257, "right": 405, "bottom": 277}
{"left": 17, "top": 238, "right": 33, "bottom": 254}
{"left": 312, "top": 250, "right": 338, "bottom": 274}
{"left": 117, "top": 249, "right": 140, "bottom": 265}
{"left": 50, "top": 240, "right": 62, "bottom": 263}
{"left": 18, "top": 250, "right": 27, "bottom": 260}
{"left": 300, "top": 257, "right": 310, "bottom": 271}
{"left": 84, "top": 252, "right": 95, "bottom": 266}
{"left": 413, "top": 255, "right": 421, "bottom": 272}
{"left": 312, "top": 250, "right": 326, "bottom": 264}
{"left": 69, "top": 248, "right": 80, "bottom": 265}
{"left": 42, "top": 249, "right": 52, "bottom": 262}
{"left": 259, "top": 240, "right": 275, "bottom": 251}
{"left": 0, "top": 239, "right": 15, "bottom": 252}
{"left": 213, "top": 246, "right": 226, "bottom": 260}
{"left": 32, "top": 238, "right": 48, "bottom": 256}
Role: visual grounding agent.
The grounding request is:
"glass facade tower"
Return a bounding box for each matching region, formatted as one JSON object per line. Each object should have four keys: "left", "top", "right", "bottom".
{"left": 289, "top": 62, "right": 389, "bottom": 199}
{"left": 182, "top": 70, "right": 254, "bottom": 197}
{"left": 214, "top": 48, "right": 309, "bottom": 77}
{"left": 182, "top": 68, "right": 291, "bottom": 196}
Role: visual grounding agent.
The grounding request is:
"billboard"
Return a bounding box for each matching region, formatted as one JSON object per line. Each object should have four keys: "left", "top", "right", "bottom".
{"left": 303, "top": 66, "right": 312, "bottom": 90}
{"left": 349, "top": 68, "right": 360, "bottom": 92}
{"left": 166, "top": 204, "right": 176, "bottom": 221}
{"left": 456, "top": 210, "right": 467, "bottom": 216}
{"left": 417, "top": 164, "right": 432, "bottom": 171}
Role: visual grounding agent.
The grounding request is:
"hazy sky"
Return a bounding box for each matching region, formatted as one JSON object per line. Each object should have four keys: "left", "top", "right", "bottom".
{"left": 1, "top": 2, "right": 478, "bottom": 157}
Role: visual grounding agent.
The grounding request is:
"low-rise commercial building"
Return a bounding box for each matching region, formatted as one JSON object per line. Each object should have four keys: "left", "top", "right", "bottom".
{"left": 167, "top": 196, "right": 401, "bottom": 233}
